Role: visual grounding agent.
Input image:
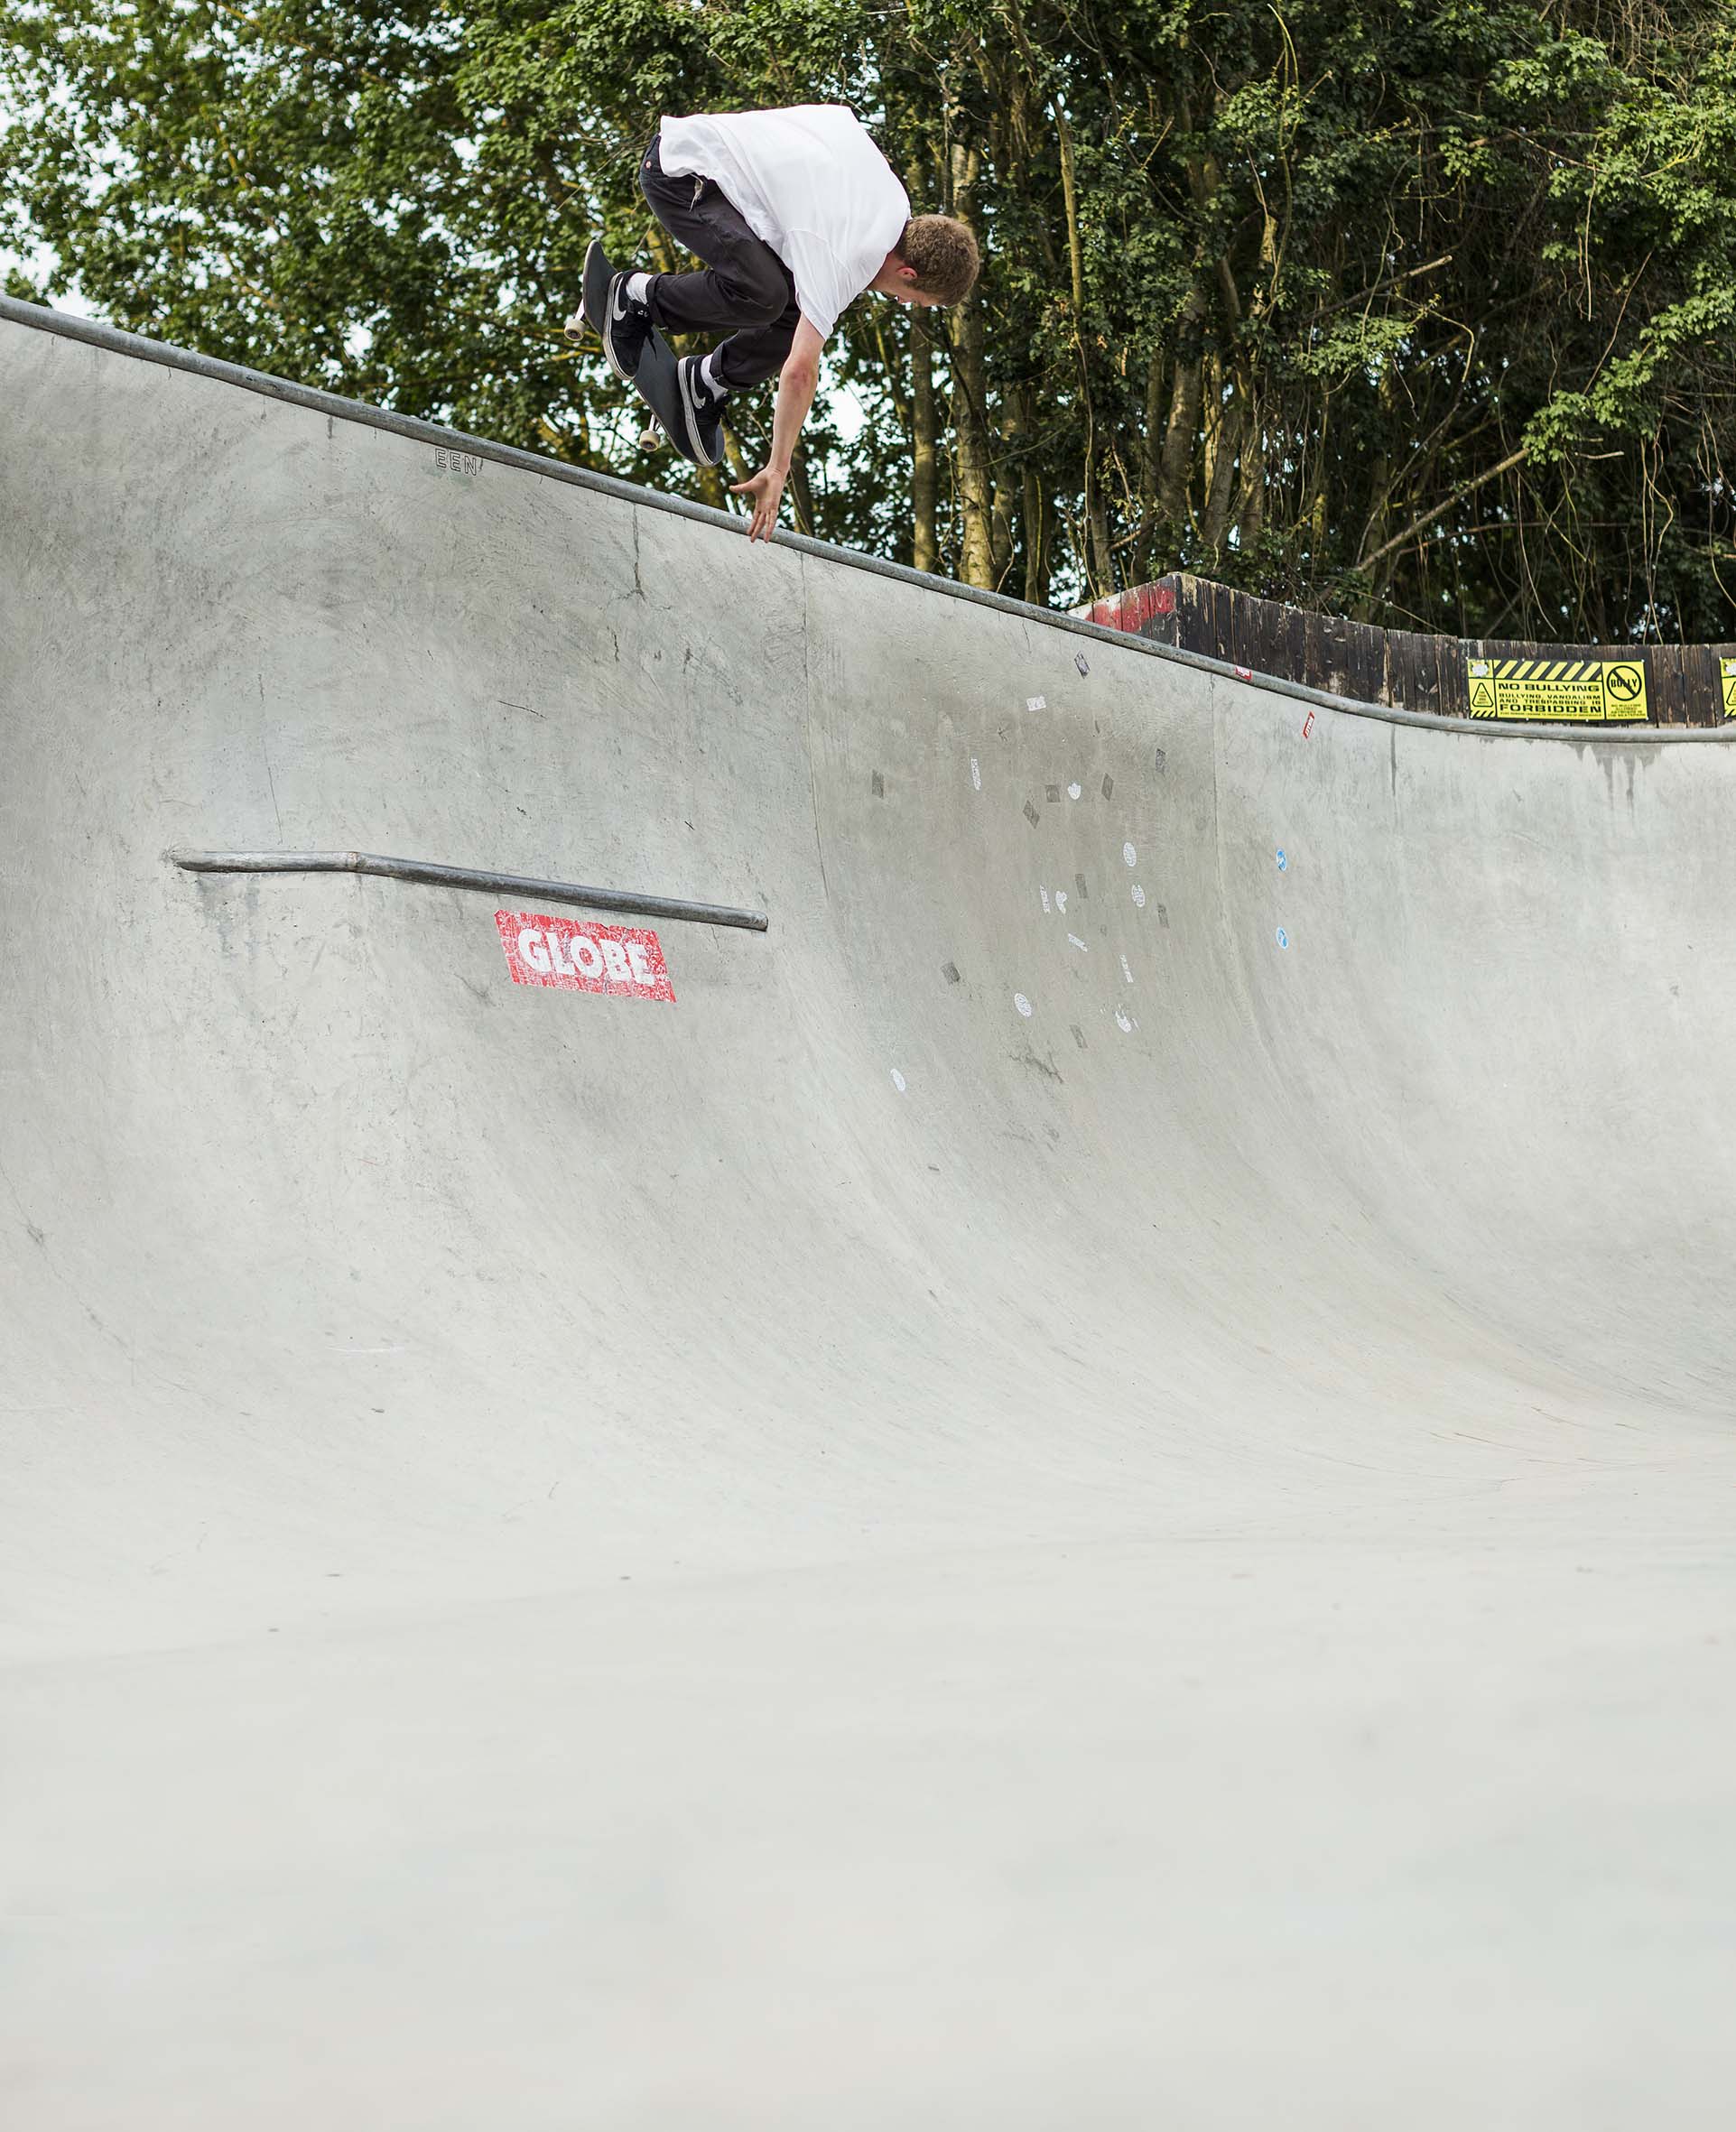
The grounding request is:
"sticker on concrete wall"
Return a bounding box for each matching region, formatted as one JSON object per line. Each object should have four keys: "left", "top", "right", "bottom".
{"left": 496, "top": 912, "right": 675, "bottom": 1000}
{"left": 1722, "top": 658, "right": 1736, "bottom": 718}
{"left": 1465, "top": 655, "right": 1648, "bottom": 723}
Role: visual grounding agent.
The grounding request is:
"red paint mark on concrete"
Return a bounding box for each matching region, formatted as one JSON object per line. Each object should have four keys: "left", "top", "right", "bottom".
{"left": 1302, "top": 710, "right": 1315, "bottom": 739}
{"left": 495, "top": 911, "right": 675, "bottom": 1001}
{"left": 1080, "top": 580, "right": 1176, "bottom": 634}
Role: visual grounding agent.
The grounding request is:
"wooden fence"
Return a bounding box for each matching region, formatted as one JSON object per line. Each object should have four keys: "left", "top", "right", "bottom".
{"left": 1079, "top": 577, "right": 1736, "bottom": 728}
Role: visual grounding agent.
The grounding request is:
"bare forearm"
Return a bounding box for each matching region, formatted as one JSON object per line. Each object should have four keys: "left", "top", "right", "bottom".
{"left": 770, "top": 362, "right": 818, "bottom": 472}
{"left": 733, "top": 320, "right": 825, "bottom": 543}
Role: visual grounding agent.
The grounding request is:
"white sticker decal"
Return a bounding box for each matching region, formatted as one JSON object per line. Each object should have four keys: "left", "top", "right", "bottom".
{"left": 1054, "top": 890, "right": 1067, "bottom": 913}
{"left": 890, "top": 1069, "right": 907, "bottom": 1092}
{"left": 1067, "top": 782, "right": 1082, "bottom": 800}
{"left": 1014, "top": 992, "right": 1033, "bottom": 1018}
{"left": 1122, "top": 841, "right": 1137, "bottom": 867}
{"left": 1119, "top": 953, "right": 1134, "bottom": 984}
{"left": 1115, "top": 1006, "right": 1133, "bottom": 1033}
{"left": 1027, "top": 695, "right": 1046, "bottom": 713}
{"left": 970, "top": 756, "right": 981, "bottom": 791}
{"left": 1131, "top": 883, "right": 1147, "bottom": 909}
{"left": 1067, "top": 933, "right": 1088, "bottom": 952}
{"left": 1040, "top": 885, "right": 1052, "bottom": 913}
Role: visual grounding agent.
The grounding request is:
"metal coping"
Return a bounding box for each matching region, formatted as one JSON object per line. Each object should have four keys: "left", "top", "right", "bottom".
{"left": 171, "top": 849, "right": 769, "bottom": 933}
{"left": 7, "top": 292, "right": 1731, "bottom": 748}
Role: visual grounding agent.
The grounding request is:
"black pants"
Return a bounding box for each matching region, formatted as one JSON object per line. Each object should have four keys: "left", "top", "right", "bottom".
{"left": 638, "top": 137, "right": 801, "bottom": 390}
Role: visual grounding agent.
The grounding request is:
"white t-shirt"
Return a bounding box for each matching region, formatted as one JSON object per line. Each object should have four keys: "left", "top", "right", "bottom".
{"left": 659, "top": 105, "right": 911, "bottom": 340}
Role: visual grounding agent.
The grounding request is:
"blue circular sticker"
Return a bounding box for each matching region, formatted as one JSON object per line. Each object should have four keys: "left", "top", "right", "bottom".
{"left": 1276, "top": 927, "right": 1289, "bottom": 950}
{"left": 1276, "top": 848, "right": 1288, "bottom": 872}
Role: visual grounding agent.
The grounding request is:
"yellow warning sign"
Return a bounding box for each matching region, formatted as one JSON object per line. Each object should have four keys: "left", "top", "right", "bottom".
{"left": 1463, "top": 654, "right": 1649, "bottom": 721}
{"left": 1465, "top": 654, "right": 1648, "bottom": 723}
{"left": 1722, "top": 657, "right": 1736, "bottom": 720}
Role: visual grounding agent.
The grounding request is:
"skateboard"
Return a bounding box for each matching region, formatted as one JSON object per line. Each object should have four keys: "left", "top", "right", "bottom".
{"left": 580, "top": 236, "right": 698, "bottom": 462}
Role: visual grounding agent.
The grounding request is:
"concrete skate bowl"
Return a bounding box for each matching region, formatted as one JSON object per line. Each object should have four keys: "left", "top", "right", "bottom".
{"left": 5, "top": 297, "right": 1736, "bottom": 2127}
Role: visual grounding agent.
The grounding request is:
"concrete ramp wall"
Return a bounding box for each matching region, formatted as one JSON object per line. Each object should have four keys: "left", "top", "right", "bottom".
{"left": 5, "top": 301, "right": 1736, "bottom": 2127}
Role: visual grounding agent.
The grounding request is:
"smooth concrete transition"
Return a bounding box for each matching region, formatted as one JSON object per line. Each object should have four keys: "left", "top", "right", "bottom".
{"left": 5, "top": 306, "right": 1736, "bottom": 2127}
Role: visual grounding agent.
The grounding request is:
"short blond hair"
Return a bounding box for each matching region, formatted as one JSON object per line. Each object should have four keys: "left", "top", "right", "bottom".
{"left": 899, "top": 215, "right": 980, "bottom": 303}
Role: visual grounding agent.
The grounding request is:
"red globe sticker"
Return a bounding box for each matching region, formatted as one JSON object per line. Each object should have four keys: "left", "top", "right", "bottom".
{"left": 495, "top": 911, "right": 675, "bottom": 1002}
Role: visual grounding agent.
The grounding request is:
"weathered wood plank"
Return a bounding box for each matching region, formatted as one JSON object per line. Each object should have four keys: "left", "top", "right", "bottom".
{"left": 1114, "top": 578, "right": 1728, "bottom": 724}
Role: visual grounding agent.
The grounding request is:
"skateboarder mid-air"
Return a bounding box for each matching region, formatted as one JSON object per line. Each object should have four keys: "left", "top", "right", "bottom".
{"left": 570, "top": 104, "right": 979, "bottom": 541}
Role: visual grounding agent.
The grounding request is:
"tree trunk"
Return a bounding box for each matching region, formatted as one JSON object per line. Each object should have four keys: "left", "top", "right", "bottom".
{"left": 911, "top": 315, "right": 939, "bottom": 573}
{"left": 1355, "top": 365, "right": 1403, "bottom": 590}
{"left": 1136, "top": 347, "right": 1168, "bottom": 578}
{"left": 1232, "top": 366, "right": 1265, "bottom": 553}
{"left": 1306, "top": 398, "right": 1332, "bottom": 561}
{"left": 1087, "top": 482, "right": 1116, "bottom": 598}
{"left": 786, "top": 448, "right": 815, "bottom": 538}
{"left": 998, "top": 0, "right": 1091, "bottom": 598}
{"left": 947, "top": 145, "right": 995, "bottom": 589}
{"left": 1200, "top": 388, "right": 1241, "bottom": 557}
{"left": 1023, "top": 459, "right": 1052, "bottom": 605}
{"left": 1011, "top": 381, "right": 1049, "bottom": 604}
{"left": 1157, "top": 284, "right": 1207, "bottom": 532}
{"left": 991, "top": 395, "right": 1019, "bottom": 587}
{"left": 950, "top": 303, "right": 996, "bottom": 589}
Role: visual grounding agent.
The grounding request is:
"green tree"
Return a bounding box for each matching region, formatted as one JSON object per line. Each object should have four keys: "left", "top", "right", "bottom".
{"left": 5, "top": 0, "right": 1735, "bottom": 635}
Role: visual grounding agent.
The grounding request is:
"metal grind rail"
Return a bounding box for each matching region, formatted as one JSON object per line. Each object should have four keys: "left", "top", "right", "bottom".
{"left": 170, "top": 849, "right": 770, "bottom": 932}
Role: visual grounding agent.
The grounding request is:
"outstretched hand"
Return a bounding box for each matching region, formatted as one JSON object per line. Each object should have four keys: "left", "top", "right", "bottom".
{"left": 732, "top": 465, "right": 787, "bottom": 543}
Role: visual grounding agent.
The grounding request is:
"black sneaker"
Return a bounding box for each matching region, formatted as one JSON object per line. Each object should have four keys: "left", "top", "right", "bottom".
{"left": 600, "top": 272, "right": 652, "bottom": 384}
{"left": 675, "top": 356, "right": 728, "bottom": 468}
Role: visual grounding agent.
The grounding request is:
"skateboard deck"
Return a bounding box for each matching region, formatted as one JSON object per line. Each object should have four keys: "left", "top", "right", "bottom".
{"left": 581, "top": 237, "right": 697, "bottom": 463}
